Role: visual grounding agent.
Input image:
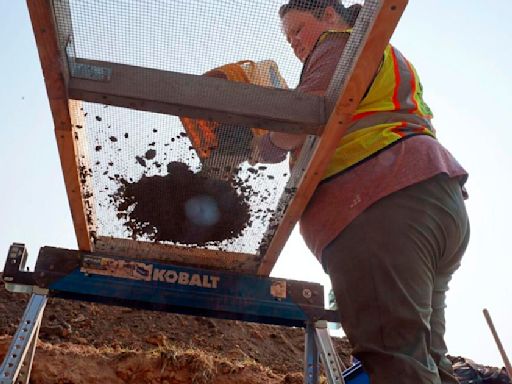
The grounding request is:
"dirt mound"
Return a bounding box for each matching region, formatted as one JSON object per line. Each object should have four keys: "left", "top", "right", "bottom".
{"left": 3, "top": 277, "right": 505, "bottom": 383}
{"left": 0, "top": 336, "right": 295, "bottom": 384}
{"left": 0, "top": 278, "right": 352, "bottom": 383}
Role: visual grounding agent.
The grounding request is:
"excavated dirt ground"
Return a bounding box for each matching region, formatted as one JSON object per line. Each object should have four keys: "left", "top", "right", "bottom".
{"left": 0, "top": 275, "right": 352, "bottom": 384}
{"left": 1, "top": 275, "right": 509, "bottom": 383}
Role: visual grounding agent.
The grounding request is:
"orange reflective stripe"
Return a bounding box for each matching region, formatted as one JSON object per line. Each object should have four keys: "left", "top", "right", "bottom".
{"left": 352, "top": 110, "right": 378, "bottom": 121}
{"left": 391, "top": 123, "right": 434, "bottom": 138}
{"left": 404, "top": 58, "right": 419, "bottom": 114}
{"left": 389, "top": 121, "right": 408, "bottom": 138}
{"left": 390, "top": 47, "right": 401, "bottom": 110}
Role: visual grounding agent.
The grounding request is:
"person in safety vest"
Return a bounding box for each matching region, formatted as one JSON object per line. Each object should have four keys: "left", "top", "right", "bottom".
{"left": 255, "top": 1, "right": 470, "bottom": 383}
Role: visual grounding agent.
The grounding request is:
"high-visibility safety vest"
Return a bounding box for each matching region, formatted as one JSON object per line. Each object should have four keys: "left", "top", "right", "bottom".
{"left": 311, "top": 31, "right": 436, "bottom": 181}
{"left": 180, "top": 61, "right": 288, "bottom": 159}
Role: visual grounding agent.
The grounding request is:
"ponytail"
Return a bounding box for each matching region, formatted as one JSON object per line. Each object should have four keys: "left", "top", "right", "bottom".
{"left": 338, "top": 4, "right": 362, "bottom": 27}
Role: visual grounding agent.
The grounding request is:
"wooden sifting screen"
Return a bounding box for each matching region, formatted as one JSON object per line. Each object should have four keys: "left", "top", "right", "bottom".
{"left": 27, "top": 0, "right": 407, "bottom": 275}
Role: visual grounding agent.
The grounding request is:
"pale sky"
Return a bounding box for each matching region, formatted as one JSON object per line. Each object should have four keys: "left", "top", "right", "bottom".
{"left": 1, "top": 0, "right": 511, "bottom": 369}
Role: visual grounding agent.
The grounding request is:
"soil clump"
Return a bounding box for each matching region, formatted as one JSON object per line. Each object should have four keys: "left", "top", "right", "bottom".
{"left": 112, "top": 162, "right": 250, "bottom": 244}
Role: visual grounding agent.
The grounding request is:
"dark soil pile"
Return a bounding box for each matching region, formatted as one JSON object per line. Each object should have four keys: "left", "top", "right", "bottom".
{"left": 112, "top": 162, "right": 250, "bottom": 244}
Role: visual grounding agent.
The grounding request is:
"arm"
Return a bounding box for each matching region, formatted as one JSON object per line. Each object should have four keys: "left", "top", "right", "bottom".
{"left": 250, "top": 133, "right": 288, "bottom": 164}
{"left": 269, "top": 131, "right": 307, "bottom": 151}
{"left": 267, "top": 90, "right": 324, "bottom": 151}
{"left": 268, "top": 34, "right": 350, "bottom": 151}
{"left": 253, "top": 33, "right": 350, "bottom": 162}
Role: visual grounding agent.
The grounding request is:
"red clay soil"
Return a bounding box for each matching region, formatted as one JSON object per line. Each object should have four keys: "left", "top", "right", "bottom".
{"left": 1, "top": 278, "right": 510, "bottom": 383}
{"left": 0, "top": 276, "right": 352, "bottom": 384}
{"left": 112, "top": 162, "right": 251, "bottom": 245}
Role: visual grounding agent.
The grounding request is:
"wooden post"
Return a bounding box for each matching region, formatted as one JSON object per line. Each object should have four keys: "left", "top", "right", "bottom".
{"left": 483, "top": 308, "right": 512, "bottom": 378}
{"left": 26, "top": 0, "right": 93, "bottom": 251}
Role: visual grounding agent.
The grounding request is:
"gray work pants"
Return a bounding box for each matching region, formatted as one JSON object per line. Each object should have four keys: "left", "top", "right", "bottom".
{"left": 323, "top": 173, "right": 470, "bottom": 384}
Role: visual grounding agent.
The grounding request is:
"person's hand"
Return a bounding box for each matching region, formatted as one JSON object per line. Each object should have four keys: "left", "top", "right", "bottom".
{"left": 249, "top": 134, "right": 288, "bottom": 165}
{"left": 269, "top": 132, "right": 306, "bottom": 151}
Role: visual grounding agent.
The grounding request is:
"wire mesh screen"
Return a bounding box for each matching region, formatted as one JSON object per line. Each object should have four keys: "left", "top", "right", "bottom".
{"left": 71, "top": 102, "right": 292, "bottom": 253}
{"left": 57, "top": 0, "right": 307, "bottom": 83}
{"left": 51, "top": 0, "right": 369, "bottom": 270}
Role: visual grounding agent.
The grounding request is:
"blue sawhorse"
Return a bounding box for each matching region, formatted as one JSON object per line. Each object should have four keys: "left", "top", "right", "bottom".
{"left": 1, "top": 243, "right": 369, "bottom": 384}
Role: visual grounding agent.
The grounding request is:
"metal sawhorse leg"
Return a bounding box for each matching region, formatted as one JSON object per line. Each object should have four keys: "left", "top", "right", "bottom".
{"left": 0, "top": 293, "right": 47, "bottom": 384}
{"left": 305, "top": 320, "right": 346, "bottom": 384}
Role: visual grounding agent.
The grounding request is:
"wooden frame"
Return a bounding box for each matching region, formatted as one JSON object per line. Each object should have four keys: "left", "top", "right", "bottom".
{"left": 69, "top": 59, "right": 325, "bottom": 135}
{"left": 27, "top": 0, "right": 408, "bottom": 275}
{"left": 27, "top": 0, "right": 92, "bottom": 251}
{"left": 94, "top": 237, "right": 260, "bottom": 273}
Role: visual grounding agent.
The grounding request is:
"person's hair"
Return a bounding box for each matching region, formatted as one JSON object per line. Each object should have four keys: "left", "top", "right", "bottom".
{"left": 279, "top": 0, "right": 362, "bottom": 27}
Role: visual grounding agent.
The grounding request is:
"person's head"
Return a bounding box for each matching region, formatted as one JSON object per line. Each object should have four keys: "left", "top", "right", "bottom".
{"left": 279, "top": 0, "right": 361, "bottom": 62}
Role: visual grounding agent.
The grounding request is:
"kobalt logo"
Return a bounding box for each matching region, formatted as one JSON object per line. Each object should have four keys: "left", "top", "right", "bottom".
{"left": 152, "top": 268, "right": 220, "bottom": 289}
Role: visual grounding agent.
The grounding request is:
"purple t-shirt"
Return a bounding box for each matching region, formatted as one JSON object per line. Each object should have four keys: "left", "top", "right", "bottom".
{"left": 259, "top": 34, "right": 469, "bottom": 260}
{"left": 300, "top": 136, "right": 468, "bottom": 259}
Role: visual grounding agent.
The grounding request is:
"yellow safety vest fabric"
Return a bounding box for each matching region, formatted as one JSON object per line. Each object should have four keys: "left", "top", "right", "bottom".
{"left": 314, "top": 31, "right": 435, "bottom": 180}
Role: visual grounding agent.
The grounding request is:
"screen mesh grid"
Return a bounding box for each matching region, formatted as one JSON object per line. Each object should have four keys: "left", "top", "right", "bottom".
{"left": 51, "top": 0, "right": 366, "bottom": 265}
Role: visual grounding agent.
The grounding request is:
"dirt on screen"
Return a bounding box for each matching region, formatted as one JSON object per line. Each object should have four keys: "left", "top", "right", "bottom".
{"left": 112, "top": 162, "right": 251, "bottom": 245}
